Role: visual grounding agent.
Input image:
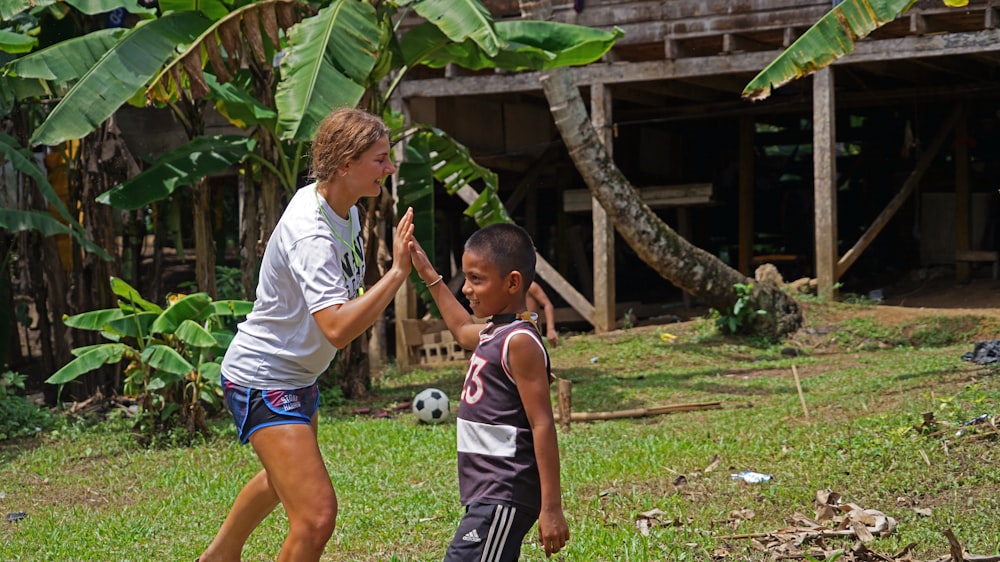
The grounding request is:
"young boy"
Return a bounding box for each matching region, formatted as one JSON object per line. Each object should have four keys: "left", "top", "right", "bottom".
{"left": 410, "top": 223, "right": 569, "bottom": 561}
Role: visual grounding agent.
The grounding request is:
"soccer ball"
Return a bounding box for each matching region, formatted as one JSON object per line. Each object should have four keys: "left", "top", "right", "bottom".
{"left": 413, "top": 388, "right": 450, "bottom": 423}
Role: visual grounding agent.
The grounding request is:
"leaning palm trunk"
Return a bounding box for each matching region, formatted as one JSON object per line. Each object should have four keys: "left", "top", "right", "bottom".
{"left": 520, "top": 0, "right": 803, "bottom": 339}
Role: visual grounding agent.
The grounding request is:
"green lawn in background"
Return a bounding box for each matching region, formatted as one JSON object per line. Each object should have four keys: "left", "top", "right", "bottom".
{"left": 2, "top": 300, "right": 999, "bottom": 561}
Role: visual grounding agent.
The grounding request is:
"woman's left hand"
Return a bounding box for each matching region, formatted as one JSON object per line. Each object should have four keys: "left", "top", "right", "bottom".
{"left": 392, "top": 207, "right": 415, "bottom": 273}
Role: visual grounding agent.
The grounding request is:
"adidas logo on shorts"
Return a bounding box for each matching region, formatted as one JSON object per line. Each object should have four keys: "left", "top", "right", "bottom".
{"left": 462, "top": 529, "right": 482, "bottom": 543}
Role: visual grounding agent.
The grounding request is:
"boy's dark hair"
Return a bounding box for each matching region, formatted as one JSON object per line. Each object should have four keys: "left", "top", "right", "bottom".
{"left": 465, "top": 223, "right": 536, "bottom": 287}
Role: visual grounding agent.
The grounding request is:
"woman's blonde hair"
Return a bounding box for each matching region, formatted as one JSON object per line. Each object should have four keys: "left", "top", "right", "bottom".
{"left": 311, "top": 108, "right": 389, "bottom": 182}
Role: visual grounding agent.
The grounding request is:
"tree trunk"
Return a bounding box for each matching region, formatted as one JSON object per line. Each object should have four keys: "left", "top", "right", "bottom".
{"left": 239, "top": 165, "right": 260, "bottom": 299}
{"left": 192, "top": 178, "right": 217, "bottom": 297}
{"left": 74, "top": 117, "right": 137, "bottom": 399}
{"left": 519, "top": 0, "right": 803, "bottom": 339}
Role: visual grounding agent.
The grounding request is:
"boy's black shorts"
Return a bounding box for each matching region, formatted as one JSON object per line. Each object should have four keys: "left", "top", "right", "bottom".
{"left": 443, "top": 501, "right": 539, "bottom": 562}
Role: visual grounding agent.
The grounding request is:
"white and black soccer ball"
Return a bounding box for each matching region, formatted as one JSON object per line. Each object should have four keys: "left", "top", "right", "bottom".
{"left": 412, "top": 388, "right": 450, "bottom": 424}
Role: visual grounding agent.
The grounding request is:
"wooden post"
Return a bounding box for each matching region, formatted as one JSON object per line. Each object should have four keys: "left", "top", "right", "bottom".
{"left": 557, "top": 378, "right": 572, "bottom": 430}
{"left": 590, "top": 83, "right": 615, "bottom": 334}
{"left": 955, "top": 103, "right": 971, "bottom": 283}
{"left": 813, "top": 68, "right": 838, "bottom": 300}
{"left": 738, "top": 116, "right": 755, "bottom": 275}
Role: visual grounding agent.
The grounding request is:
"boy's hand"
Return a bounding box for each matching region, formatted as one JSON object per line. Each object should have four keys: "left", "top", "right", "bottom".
{"left": 408, "top": 236, "right": 437, "bottom": 282}
{"left": 538, "top": 507, "right": 569, "bottom": 557}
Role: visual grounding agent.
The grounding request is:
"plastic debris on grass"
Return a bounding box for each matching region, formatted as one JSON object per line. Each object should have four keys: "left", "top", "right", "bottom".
{"left": 731, "top": 470, "right": 772, "bottom": 484}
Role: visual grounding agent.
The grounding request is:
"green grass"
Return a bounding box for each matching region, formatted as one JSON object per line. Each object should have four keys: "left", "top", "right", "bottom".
{"left": 2, "top": 302, "right": 1000, "bottom": 561}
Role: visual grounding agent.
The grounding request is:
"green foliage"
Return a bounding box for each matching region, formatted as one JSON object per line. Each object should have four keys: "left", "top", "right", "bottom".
{"left": 47, "top": 277, "right": 251, "bottom": 442}
{"left": 713, "top": 282, "right": 767, "bottom": 335}
{"left": 832, "top": 315, "right": 988, "bottom": 350}
{"left": 0, "top": 371, "right": 54, "bottom": 441}
{"left": 179, "top": 265, "right": 247, "bottom": 302}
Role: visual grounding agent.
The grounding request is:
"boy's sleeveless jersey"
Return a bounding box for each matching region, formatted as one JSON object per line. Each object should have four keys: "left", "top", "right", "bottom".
{"left": 456, "top": 320, "right": 551, "bottom": 511}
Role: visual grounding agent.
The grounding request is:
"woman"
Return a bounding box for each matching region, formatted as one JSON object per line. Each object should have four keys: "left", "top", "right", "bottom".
{"left": 198, "top": 108, "right": 413, "bottom": 562}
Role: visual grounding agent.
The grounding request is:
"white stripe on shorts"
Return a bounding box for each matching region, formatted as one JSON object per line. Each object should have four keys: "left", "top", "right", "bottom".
{"left": 480, "top": 504, "right": 516, "bottom": 562}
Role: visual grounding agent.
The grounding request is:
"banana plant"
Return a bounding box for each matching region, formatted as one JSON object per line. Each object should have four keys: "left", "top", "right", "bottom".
{"left": 0, "top": 131, "right": 110, "bottom": 259}
{"left": 46, "top": 276, "right": 252, "bottom": 436}
{"left": 743, "top": 0, "right": 968, "bottom": 101}
{"left": 11, "top": 0, "right": 619, "bottom": 395}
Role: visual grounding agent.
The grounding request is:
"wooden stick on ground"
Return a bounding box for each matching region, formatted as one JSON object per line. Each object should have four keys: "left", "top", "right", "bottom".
{"left": 792, "top": 364, "right": 810, "bottom": 420}
{"left": 553, "top": 401, "right": 722, "bottom": 422}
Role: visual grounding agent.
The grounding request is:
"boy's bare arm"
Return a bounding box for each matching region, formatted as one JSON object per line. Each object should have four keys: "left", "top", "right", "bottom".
{"left": 408, "top": 237, "right": 483, "bottom": 349}
{"left": 508, "top": 334, "right": 569, "bottom": 557}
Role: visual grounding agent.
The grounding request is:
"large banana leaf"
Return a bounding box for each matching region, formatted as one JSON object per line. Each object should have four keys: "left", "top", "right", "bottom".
{"left": 105, "top": 312, "right": 159, "bottom": 340}
{"left": 97, "top": 135, "right": 256, "bottom": 210}
{"left": 63, "top": 0, "right": 157, "bottom": 16}
{"left": 743, "top": 0, "right": 967, "bottom": 101}
{"left": 0, "top": 132, "right": 110, "bottom": 260}
{"left": 1, "top": 28, "right": 126, "bottom": 100}
{"left": 151, "top": 292, "right": 214, "bottom": 334}
{"left": 0, "top": 30, "right": 37, "bottom": 54}
{"left": 398, "top": 125, "right": 510, "bottom": 227}
{"left": 206, "top": 72, "right": 278, "bottom": 130}
{"left": 0, "top": 0, "right": 36, "bottom": 20}
{"left": 275, "top": 0, "right": 379, "bottom": 142}
{"left": 158, "top": 0, "right": 230, "bottom": 20}
{"left": 46, "top": 343, "right": 133, "bottom": 385}
{"left": 174, "top": 319, "right": 219, "bottom": 348}
{"left": 147, "top": 1, "right": 309, "bottom": 104}
{"left": 110, "top": 277, "right": 164, "bottom": 314}
{"left": 141, "top": 344, "right": 195, "bottom": 376}
{"left": 0, "top": 132, "right": 73, "bottom": 223}
{"left": 62, "top": 308, "right": 127, "bottom": 331}
{"left": 210, "top": 299, "right": 254, "bottom": 317}
{"left": 30, "top": 11, "right": 213, "bottom": 147}
{"left": 402, "top": 20, "right": 622, "bottom": 72}
{"left": 0, "top": 209, "right": 72, "bottom": 237}
{"left": 404, "top": 0, "right": 501, "bottom": 57}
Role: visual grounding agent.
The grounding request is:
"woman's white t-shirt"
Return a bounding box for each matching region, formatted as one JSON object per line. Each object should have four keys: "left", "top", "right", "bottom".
{"left": 221, "top": 183, "right": 365, "bottom": 389}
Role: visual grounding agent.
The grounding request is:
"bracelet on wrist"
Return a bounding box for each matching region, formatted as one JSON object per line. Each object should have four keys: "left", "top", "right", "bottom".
{"left": 424, "top": 275, "right": 444, "bottom": 288}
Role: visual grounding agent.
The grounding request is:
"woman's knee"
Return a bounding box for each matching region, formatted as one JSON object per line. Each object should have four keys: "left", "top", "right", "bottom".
{"left": 291, "top": 492, "right": 338, "bottom": 539}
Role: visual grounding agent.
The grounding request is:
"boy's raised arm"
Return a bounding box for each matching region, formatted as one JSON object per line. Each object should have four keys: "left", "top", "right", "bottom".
{"left": 408, "top": 238, "right": 483, "bottom": 349}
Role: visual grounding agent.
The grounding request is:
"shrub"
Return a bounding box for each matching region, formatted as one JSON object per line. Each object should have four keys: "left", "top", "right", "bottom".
{"left": 47, "top": 277, "right": 251, "bottom": 443}
{"left": 0, "top": 371, "right": 54, "bottom": 441}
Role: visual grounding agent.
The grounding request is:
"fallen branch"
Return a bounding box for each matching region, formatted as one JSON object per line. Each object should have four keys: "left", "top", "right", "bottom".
{"left": 553, "top": 401, "right": 722, "bottom": 422}
{"left": 719, "top": 529, "right": 858, "bottom": 540}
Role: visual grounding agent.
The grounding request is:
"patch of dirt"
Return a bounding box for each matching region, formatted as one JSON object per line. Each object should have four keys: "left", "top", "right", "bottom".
{"left": 824, "top": 275, "right": 1000, "bottom": 346}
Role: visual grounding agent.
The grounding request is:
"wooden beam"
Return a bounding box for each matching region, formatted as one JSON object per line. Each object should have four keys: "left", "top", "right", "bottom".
{"left": 563, "top": 183, "right": 713, "bottom": 213}
{"left": 398, "top": 30, "right": 1000, "bottom": 99}
{"left": 591, "top": 83, "right": 615, "bottom": 333}
{"left": 836, "top": 105, "right": 963, "bottom": 278}
{"left": 624, "top": 80, "right": 724, "bottom": 102}
{"left": 553, "top": 401, "right": 723, "bottom": 423}
{"left": 813, "top": 68, "right": 837, "bottom": 300}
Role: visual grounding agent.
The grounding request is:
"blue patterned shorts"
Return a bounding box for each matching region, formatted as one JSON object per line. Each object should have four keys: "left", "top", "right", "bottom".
{"left": 222, "top": 376, "right": 320, "bottom": 444}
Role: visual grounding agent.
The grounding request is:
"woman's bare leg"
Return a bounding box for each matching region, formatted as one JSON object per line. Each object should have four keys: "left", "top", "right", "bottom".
{"left": 198, "top": 415, "right": 328, "bottom": 562}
